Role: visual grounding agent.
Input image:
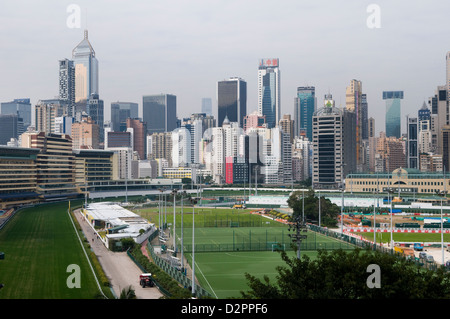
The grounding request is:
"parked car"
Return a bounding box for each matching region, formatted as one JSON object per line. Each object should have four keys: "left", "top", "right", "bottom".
{"left": 426, "top": 255, "right": 434, "bottom": 263}
{"left": 419, "top": 252, "right": 427, "bottom": 259}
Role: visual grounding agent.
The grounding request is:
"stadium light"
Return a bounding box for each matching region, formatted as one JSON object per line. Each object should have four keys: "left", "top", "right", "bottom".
{"left": 288, "top": 213, "right": 308, "bottom": 259}
{"left": 172, "top": 189, "right": 178, "bottom": 253}
{"left": 190, "top": 196, "right": 198, "bottom": 296}
{"left": 180, "top": 190, "right": 187, "bottom": 271}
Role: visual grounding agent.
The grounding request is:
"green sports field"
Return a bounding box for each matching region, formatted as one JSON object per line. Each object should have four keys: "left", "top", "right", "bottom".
{"left": 0, "top": 201, "right": 110, "bottom": 299}
{"left": 185, "top": 250, "right": 319, "bottom": 299}
{"left": 358, "top": 231, "right": 450, "bottom": 244}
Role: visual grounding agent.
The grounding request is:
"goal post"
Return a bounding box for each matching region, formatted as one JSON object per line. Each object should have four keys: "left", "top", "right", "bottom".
{"left": 270, "top": 242, "right": 285, "bottom": 252}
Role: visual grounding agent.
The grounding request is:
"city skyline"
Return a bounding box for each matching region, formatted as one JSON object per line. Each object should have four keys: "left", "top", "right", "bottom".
{"left": 0, "top": 1, "right": 449, "bottom": 136}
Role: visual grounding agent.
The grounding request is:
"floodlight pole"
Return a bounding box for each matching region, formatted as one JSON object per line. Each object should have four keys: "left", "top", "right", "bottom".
{"left": 173, "top": 189, "right": 178, "bottom": 253}
{"left": 441, "top": 167, "right": 446, "bottom": 265}
{"left": 318, "top": 189, "right": 321, "bottom": 227}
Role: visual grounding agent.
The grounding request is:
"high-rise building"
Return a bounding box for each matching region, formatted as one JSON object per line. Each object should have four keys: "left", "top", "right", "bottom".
{"left": 279, "top": 114, "right": 294, "bottom": 143}
{"left": 142, "top": 94, "right": 177, "bottom": 135}
{"left": 374, "top": 132, "right": 406, "bottom": 172}
{"left": 171, "top": 127, "right": 191, "bottom": 167}
{"left": 87, "top": 94, "right": 104, "bottom": 143}
{"left": 201, "top": 98, "right": 213, "bottom": 116}
{"left": 345, "top": 79, "right": 363, "bottom": 170}
{"left": 71, "top": 115, "right": 99, "bottom": 150}
{"left": 72, "top": 30, "right": 99, "bottom": 104}
{"left": 244, "top": 111, "right": 266, "bottom": 133}
{"left": 126, "top": 118, "right": 147, "bottom": 160}
{"left": 383, "top": 91, "right": 404, "bottom": 138}
{"left": 147, "top": 132, "right": 173, "bottom": 167}
{"left": 59, "top": 59, "right": 75, "bottom": 117}
{"left": 1, "top": 98, "right": 32, "bottom": 131}
{"left": 111, "top": 102, "right": 139, "bottom": 132}
{"left": 294, "top": 86, "right": 316, "bottom": 141}
{"left": 312, "top": 105, "right": 356, "bottom": 189}
{"left": 368, "top": 117, "right": 375, "bottom": 138}
{"left": 35, "top": 99, "right": 65, "bottom": 134}
{"left": 104, "top": 127, "right": 133, "bottom": 149}
{"left": 361, "top": 94, "right": 369, "bottom": 140}
{"left": 0, "top": 114, "right": 21, "bottom": 145}
{"left": 406, "top": 116, "right": 418, "bottom": 169}
{"left": 217, "top": 78, "right": 247, "bottom": 128}
{"left": 257, "top": 59, "right": 280, "bottom": 129}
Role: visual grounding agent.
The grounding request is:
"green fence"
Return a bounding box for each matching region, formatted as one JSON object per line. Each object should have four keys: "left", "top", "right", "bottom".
{"left": 146, "top": 241, "right": 212, "bottom": 299}
{"left": 179, "top": 227, "right": 355, "bottom": 253}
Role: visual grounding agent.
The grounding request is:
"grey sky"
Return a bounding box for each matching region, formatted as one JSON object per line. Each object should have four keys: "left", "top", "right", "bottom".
{"left": 0, "top": 0, "right": 449, "bottom": 134}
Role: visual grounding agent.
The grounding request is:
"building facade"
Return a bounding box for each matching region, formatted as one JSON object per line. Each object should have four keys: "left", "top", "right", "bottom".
{"left": 257, "top": 58, "right": 280, "bottom": 129}
{"left": 294, "top": 86, "right": 316, "bottom": 140}
{"left": 383, "top": 91, "right": 404, "bottom": 138}
{"left": 143, "top": 94, "right": 177, "bottom": 135}
{"left": 217, "top": 78, "right": 247, "bottom": 128}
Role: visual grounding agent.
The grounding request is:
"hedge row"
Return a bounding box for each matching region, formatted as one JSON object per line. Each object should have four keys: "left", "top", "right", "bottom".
{"left": 129, "top": 245, "right": 192, "bottom": 299}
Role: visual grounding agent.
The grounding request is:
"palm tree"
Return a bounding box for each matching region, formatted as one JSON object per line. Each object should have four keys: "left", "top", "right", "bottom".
{"left": 119, "top": 285, "right": 136, "bottom": 299}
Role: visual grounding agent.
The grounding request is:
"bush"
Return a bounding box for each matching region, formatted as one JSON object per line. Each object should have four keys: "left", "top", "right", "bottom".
{"left": 129, "top": 246, "right": 192, "bottom": 299}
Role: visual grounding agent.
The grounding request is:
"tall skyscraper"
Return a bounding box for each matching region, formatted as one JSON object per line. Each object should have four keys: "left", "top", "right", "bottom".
{"left": 111, "top": 102, "right": 139, "bottom": 132}
{"left": 217, "top": 78, "right": 247, "bottom": 128}
{"left": 59, "top": 59, "right": 75, "bottom": 117}
{"left": 383, "top": 91, "right": 404, "bottom": 138}
{"left": 312, "top": 105, "right": 356, "bottom": 189}
{"left": 406, "top": 116, "right": 418, "bottom": 169}
{"left": 257, "top": 59, "right": 280, "bottom": 129}
{"left": 294, "top": 86, "right": 316, "bottom": 141}
{"left": 72, "top": 30, "right": 99, "bottom": 103}
{"left": 368, "top": 117, "right": 375, "bottom": 138}
{"left": 143, "top": 94, "right": 177, "bottom": 135}
{"left": 345, "top": 79, "right": 364, "bottom": 170}
{"left": 361, "top": 94, "right": 369, "bottom": 140}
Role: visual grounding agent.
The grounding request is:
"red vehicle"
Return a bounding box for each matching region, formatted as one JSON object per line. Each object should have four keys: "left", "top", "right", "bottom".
{"left": 139, "top": 273, "right": 154, "bottom": 288}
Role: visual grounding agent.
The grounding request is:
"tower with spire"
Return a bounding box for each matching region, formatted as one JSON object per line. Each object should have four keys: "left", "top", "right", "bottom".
{"left": 72, "top": 29, "right": 98, "bottom": 104}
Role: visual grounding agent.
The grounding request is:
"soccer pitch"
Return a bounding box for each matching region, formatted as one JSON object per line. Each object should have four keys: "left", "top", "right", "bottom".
{"left": 185, "top": 250, "right": 319, "bottom": 299}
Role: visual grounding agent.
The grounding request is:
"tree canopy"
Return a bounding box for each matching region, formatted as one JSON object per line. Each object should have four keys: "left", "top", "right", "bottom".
{"left": 241, "top": 248, "right": 450, "bottom": 299}
{"left": 287, "top": 189, "right": 340, "bottom": 228}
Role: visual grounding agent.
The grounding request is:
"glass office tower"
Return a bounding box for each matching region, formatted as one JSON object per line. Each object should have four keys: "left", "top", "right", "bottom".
{"left": 258, "top": 59, "right": 280, "bottom": 129}
{"left": 383, "top": 91, "right": 404, "bottom": 138}
{"left": 217, "top": 78, "right": 247, "bottom": 128}
{"left": 72, "top": 30, "right": 99, "bottom": 103}
{"left": 294, "top": 86, "right": 316, "bottom": 141}
{"left": 143, "top": 94, "right": 177, "bottom": 135}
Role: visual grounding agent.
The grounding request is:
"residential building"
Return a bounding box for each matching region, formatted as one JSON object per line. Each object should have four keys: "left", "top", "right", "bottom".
{"left": 71, "top": 116, "right": 99, "bottom": 149}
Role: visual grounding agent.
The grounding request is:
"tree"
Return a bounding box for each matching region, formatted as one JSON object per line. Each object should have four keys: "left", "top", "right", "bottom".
{"left": 119, "top": 285, "right": 136, "bottom": 299}
{"left": 241, "top": 248, "right": 450, "bottom": 299}
{"left": 287, "top": 189, "right": 340, "bottom": 227}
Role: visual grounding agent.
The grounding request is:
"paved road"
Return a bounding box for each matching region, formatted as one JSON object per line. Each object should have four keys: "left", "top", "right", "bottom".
{"left": 74, "top": 209, "right": 163, "bottom": 299}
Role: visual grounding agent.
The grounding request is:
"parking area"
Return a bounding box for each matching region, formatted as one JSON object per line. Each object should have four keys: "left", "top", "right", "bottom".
{"left": 413, "top": 246, "right": 450, "bottom": 265}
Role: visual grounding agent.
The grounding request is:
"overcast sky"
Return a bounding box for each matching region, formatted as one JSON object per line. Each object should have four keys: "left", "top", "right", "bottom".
{"left": 0, "top": 0, "right": 449, "bottom": 134}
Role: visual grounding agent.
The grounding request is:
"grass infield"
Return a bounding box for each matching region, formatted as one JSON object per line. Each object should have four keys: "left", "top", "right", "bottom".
{"left": 0, "top": 201, "right": 107, "bottom": 299}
